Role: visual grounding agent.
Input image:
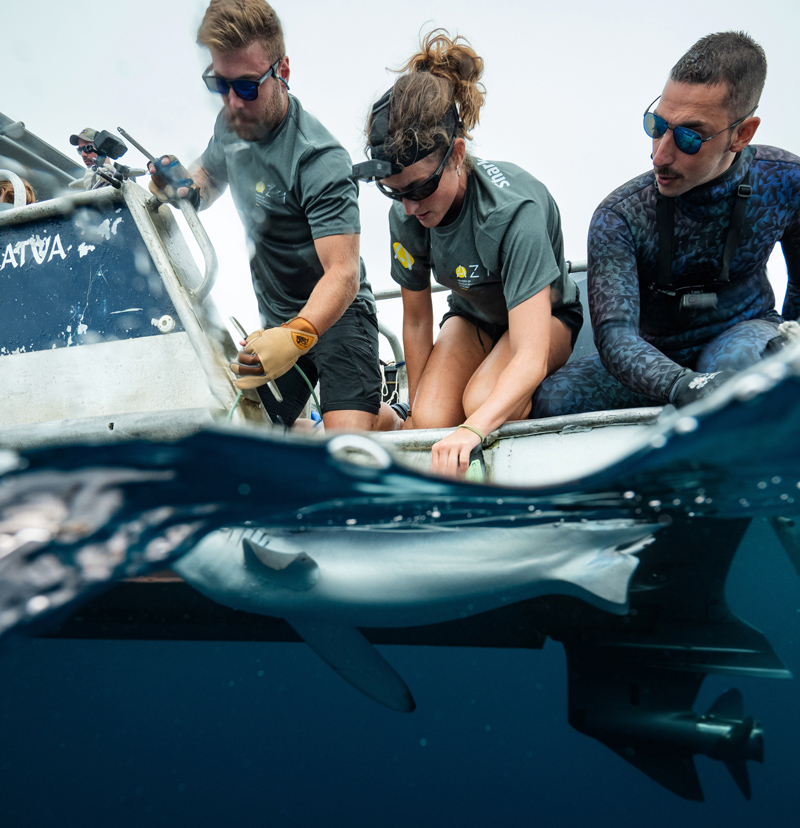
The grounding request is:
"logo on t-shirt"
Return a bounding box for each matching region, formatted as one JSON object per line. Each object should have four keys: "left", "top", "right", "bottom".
{"left": 455, "top": 264, "right": 483, "bottom": 290}
{"left": 475, "top": 159, "right": 510, "bottom": 189}
{"left": 393, "top": 242, "right": 415, "bottom": 270}
{"left": 255, "top": 180, "right": 286, "bottom": 206}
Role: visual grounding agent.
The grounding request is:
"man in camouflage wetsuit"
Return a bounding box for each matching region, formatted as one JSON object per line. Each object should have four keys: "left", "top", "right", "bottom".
{"left": 535, "top": 31, "right": 800, "bottom": 416}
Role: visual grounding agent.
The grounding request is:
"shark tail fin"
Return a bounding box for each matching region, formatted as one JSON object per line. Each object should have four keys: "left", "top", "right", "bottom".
{"left": 288, "top": 619, "right": 416, "bottom": 713}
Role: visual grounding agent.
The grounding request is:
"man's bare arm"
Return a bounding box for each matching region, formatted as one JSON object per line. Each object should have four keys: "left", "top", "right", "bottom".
{"left": 297, "top": 233, "right": 361, "bottom": 335}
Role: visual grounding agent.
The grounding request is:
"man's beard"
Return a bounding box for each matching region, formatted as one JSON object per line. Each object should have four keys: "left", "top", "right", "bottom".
{"left": 226, "top": 92, "right": 284, "bottom": 142}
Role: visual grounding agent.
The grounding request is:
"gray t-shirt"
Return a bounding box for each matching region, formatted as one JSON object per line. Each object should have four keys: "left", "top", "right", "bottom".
{"left": 389, "top": 158, "right": 577, "bottom": 325}
{"left": 202, "top": 95, "right": 375, "bottom": 327}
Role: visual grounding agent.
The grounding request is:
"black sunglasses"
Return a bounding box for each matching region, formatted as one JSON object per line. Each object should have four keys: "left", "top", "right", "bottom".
{"left": 77, "top": 145, "right": 97, "bottom": 155}
{"left": 376, "top": 137, "right": 457, "bottom": 202}
{"left": 202, "top": 58, "right": 283, "bottom": 102}
{"left": 643, "top": 96, "right": 757, "bottom": 156}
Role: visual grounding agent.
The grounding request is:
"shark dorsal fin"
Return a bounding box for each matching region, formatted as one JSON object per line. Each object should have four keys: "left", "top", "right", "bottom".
{"left": 242, "top": 537, "right": 319, "bottom": 592}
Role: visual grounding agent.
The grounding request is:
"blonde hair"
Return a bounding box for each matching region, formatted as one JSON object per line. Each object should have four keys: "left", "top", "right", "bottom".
{"left": 0, "top": 178, "right": 36, "bottom": 205}
{"left": 374, "top": 30, "right": 485, "bottom": 170}
{"left": 197, "top": 0, "right": 284, "bottom": 62}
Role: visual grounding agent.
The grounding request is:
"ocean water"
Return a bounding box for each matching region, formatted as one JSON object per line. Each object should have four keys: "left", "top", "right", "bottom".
{"left": 1, "top": 350, "right": 800, "bottom": 826}
{"left": 0, "top": 519, "right": 798, "bottom": 828}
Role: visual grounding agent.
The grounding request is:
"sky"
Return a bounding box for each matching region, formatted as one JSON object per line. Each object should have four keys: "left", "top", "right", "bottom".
{"left": 3, "top": 0, "right": 799, "bottom": 357}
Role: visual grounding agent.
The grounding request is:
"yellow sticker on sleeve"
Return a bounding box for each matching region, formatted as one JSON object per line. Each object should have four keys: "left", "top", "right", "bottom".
{"left": 393, "top": 243, "right": 415, "bottom": 270}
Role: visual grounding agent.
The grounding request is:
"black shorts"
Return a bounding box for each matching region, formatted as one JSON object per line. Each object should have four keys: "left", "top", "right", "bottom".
{"left": 256, "top": 307, "right": 382, "bottom": 426}
{"left": 440, "top": 300, "right": 584, "bottom": 350}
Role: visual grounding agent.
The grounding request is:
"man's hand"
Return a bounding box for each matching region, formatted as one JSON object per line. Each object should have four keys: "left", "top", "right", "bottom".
{"left": 230, "top": 318, "right": 319, "bottom": 389}
{"left": 147, "top": 155, "right": 200, "bottom": 207}
{"left": 669, "top": 369, "right": 736, "bottom": 407}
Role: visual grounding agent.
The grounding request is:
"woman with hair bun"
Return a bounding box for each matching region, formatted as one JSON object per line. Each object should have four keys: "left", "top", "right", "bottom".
{"left": 360, "top": 30, "right": 582, "bottom": 478}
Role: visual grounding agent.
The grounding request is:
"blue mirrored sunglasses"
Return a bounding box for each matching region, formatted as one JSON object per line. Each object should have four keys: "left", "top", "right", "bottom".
{"left": 202, "top": 57, "right": 284, "bottom": 102}
{"left": 643, "top": 96, "right": 757, "bottom": 156}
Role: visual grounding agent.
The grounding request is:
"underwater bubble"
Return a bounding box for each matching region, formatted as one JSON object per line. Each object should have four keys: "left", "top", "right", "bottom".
{"left": 345, "top": 518, "right": 357, "bottom": 525}
{"left": 648, "top": 500, "right": 661, "bottom": 509}
{"left": 623, "top": 491, "right": 636, "bottom": 500}
{"left": 650, "top": 435, "right": 667, "bottom": 449}
{"left": 419, "top": 738, "right": 427, "bottom": 747}
{"left": 674, "top": 416, "right": 698, "bottom": 434}
{"left": 757, "top": 482, "right": 768, "bottom": 490}
{"left": 26, "top": 595, "right": 50, "bottom": 615}
{"left": 772, "top": 477, "right": 782, "bottom": 485}
{"left": 430, "top": 509, "right": 441, "bottom": 518}
{"left": 238, "top": 483, "right": 251, "bottom": 496}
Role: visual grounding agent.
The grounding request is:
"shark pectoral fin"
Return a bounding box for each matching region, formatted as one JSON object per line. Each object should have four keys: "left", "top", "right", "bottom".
{"left": 243, "top": 538, "right": 319, "bottom": 592}
{"left": 288, "top": 619, "right": 416, "bottom": 714}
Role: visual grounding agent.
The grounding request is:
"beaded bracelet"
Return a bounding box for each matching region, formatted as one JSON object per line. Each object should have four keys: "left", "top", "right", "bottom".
{"left": 456, "top": 424, "right": 485, "bottom": 443}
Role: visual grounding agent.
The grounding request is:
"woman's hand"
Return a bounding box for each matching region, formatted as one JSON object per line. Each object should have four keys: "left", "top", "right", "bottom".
{"left": 430, "top": 425, "right": 482, "bottom": 478}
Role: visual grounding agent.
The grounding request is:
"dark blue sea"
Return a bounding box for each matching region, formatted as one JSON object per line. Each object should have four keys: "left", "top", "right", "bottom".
{"left": 1, "top": 349, "right": 800, "bottom": 827}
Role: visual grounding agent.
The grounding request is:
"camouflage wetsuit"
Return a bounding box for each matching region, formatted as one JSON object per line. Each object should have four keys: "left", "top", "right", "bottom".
{"left": 535, "top": 145, "right": 800, "bottom": 415}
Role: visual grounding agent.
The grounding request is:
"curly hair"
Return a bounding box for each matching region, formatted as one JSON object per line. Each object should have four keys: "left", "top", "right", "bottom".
{"left": 371, "top": 29, "right": 486, "bottom": 171}
{"left": 197, "top": 0, "right": 284, "bottom": 62}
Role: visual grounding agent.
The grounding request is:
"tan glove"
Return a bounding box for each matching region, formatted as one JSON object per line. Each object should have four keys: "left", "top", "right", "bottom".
{"left": 147, "top": 155, "right": 200, "bottom": 207}
{"left": 231, "top": 317, "right": 319, "bottom": 389}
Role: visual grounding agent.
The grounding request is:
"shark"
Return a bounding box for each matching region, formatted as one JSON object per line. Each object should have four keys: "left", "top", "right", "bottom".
{"left": 173, "top": 518, "right": 656, "bottom": 712}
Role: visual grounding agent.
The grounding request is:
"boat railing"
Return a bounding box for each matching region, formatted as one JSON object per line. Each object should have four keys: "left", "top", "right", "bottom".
{"left": 373, "top": 406, "right": 663, "bottom": 485}
{"left": 0, "top": 180, "right": 270, "bottom": 451}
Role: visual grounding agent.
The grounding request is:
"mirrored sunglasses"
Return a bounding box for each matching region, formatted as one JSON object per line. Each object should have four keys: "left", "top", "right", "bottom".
{"left": 77, "top": 145, "right": 97, "bottom": 155}
{"left": 202, "top": 58, "right": 282, "bottom": 102}
{"left": 643, "top": 96, "right": 757, "bottom": 156}
{"left": 376, "top": 137, "right": 456, "bottom": 202}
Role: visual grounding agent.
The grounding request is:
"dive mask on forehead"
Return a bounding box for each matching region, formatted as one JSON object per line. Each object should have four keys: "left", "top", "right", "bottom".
{"left": 351, "top": 86, "right": 460, "bottom": 182}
